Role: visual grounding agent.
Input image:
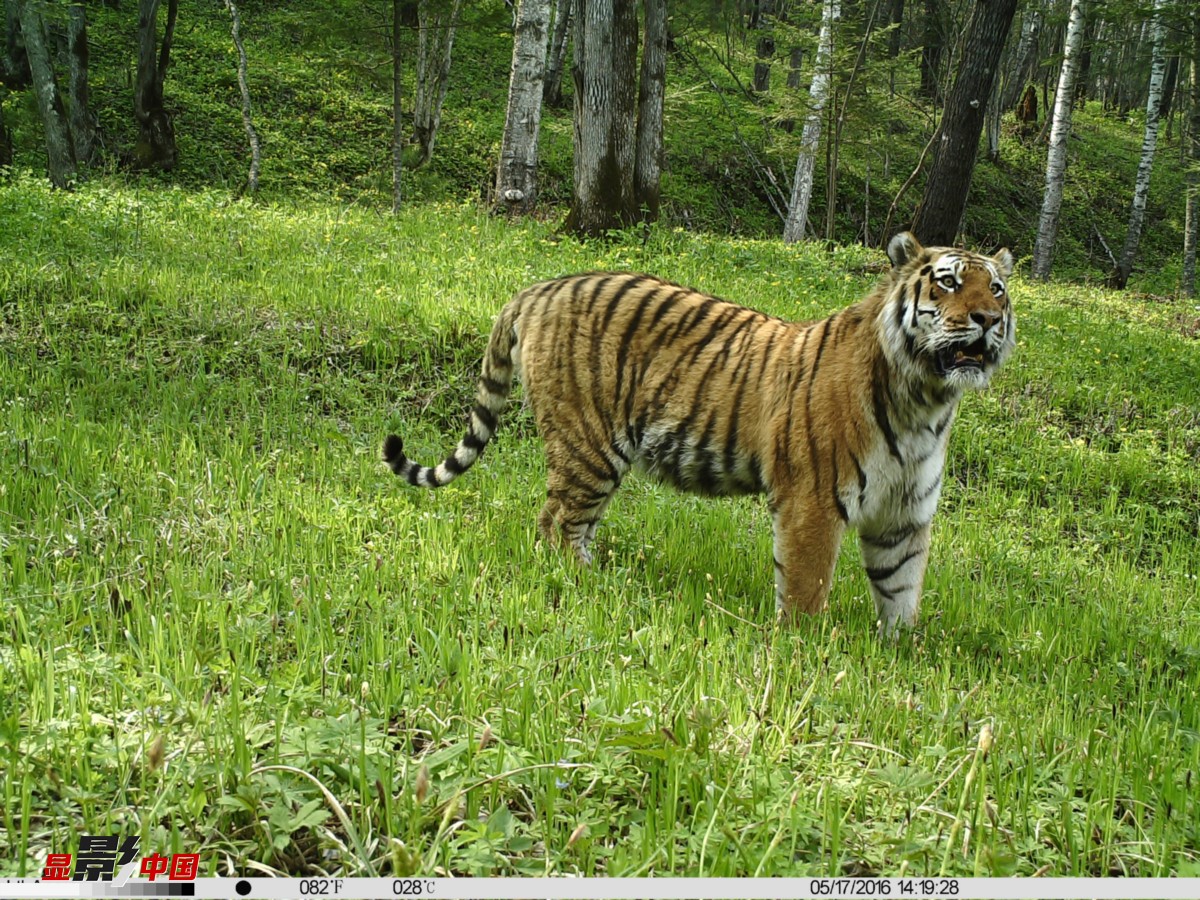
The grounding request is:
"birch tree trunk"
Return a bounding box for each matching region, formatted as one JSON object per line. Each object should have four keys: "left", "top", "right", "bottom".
{"left": 542, "top": 0, "right": 572, "bottom": 107}
{"left": 66, "top": 2, "right": 93, "bottom": 165}
{"left": 17, "top": 0, "right": 75, "bottom": 187}
{"left": 562, "top": 0, "right": 639, "bottom": 237}
{"left": 392, "top": 0, "right": 403, "bottom": 214}
{"left": 1182, "top": 16, "right": 1199, "bottom": 298}
{"left": 634, "top": 0, "right": 666, "bottom": 221}
{"left": 909, "top": 0, "right": 1017, "bottom": 247}
{"left": 1031, "top": 0, "right": 1086, "bottom": 280}
{"left": 412, "top": 0, "right": 462, "bottom": 167}
{"left": 224, "top": 0, "right": 259, "bottom": 196}
{"left": 495, "top": 0, "right": 551, "bottom": 214}
{"left": 1110, "top": 0, "right": 1166, "bottom": 290}
{"left": 782, "top": 0, "right": 838, "bottom": 244}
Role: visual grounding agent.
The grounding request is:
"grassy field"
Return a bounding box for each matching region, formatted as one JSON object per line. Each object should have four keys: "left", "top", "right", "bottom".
{"left": 2, "top": 178, "right": 1199, "bottom": 877}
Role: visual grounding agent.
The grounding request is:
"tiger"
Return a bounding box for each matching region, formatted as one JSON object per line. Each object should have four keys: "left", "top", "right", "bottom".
{"left": 384, "top": 232, "right": 1015, "bottom": 634}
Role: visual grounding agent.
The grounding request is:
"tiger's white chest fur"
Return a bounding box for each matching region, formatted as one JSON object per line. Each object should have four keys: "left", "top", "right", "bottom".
{"left": 845, "top": 409, "right": 954, "bottom": 535}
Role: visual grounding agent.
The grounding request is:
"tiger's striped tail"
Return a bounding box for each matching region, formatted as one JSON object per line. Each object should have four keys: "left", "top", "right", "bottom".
{"left": 383, "top": 302, "right": 519, "bottom": 488}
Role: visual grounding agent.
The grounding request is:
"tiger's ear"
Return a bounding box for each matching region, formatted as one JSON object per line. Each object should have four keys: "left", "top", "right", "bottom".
{"left": 993, "top": 248, "right": 1014, "bottom": 279}
{"left": 887, "top": 232, "right": 923, "bottom": 270}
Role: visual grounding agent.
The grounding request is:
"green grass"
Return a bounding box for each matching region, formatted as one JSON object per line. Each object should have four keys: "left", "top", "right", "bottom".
{"left": 2, "top": 178, "right": 1199, "bottom": 877}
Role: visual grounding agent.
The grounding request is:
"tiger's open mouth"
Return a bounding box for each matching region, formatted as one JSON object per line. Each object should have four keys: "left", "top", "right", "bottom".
{"left": 934, "top": 338, "right": 991, "bottom": 376}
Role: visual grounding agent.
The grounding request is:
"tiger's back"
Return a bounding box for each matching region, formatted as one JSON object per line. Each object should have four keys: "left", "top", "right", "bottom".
{"left": 515, "top": 272, "right": 790, "bottom": 498}
{"left": 385, "top": 232, "right": 1015, "bottom": 634}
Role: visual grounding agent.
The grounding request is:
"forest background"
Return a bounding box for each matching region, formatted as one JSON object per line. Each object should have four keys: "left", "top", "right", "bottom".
{"left": 2, "top": 0, "right": 1197, "bottom": 288}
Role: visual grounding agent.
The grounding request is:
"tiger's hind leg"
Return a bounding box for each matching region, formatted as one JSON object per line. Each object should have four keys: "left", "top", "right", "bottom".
{"left": 537, "top": 441, "right": 626, "bottom": 565}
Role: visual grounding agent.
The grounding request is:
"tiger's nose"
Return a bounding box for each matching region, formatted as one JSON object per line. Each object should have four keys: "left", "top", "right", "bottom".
{"left": 970, "top": 310, "right": 1002, "bottom": 331}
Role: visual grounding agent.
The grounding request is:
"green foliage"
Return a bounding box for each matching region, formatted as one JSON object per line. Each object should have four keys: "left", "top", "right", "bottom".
{"left": 2, "top": 181, "right": 1199, "bottom": 876}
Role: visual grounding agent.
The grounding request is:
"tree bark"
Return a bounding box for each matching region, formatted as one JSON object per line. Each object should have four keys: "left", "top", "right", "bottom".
{"left": 17, "top": 0, "right": 75, "bottom": 187}
{"left": 412, "top": 0, "right": 462, "bottom": 167}
{"left": 392, "top": 0, "right": 403, "bottom": 213}
{"left": 543, "top": 0, "right": 572, "bottom": 106}
{"left": 753, "top": 33, "right": 773, "bottom": 93}
{"left": 1031, "top": 0, "right": 1086, "bottom": 281}
{"left": 562, "top": 0, "right": 639, "bottom": 237}
{"left": 1155, "top": 54, "right": 1177, "bottom": 121}
{"left": 224, "top": 0, "right": 258, "bottom": 196}
{"left": 909, "top": 0, "right": 1018, "bottom": 247}
{"left": 495, "top": 0, "right": 551, "bottom": 214}
{"left": 786, "top": 45, "right": 802, "bottom": 87}
{"left": 886, "top": 0, "right": 903, "bottom": 58}
{"left": 1182, "top": 16, "right": 1198, "bottom": 298}
{"left": 984, "top": 77, "right": 1001, "bottom": 161}
{"left": 782, "top": 0, "right": 838, "bottom": 243}
{"left": 998, "top": 7, "right": 1038, "bottom": 112}
{"left": 134, "top": 0, "right": 178, "bottom": 170}
{"left": 1111, "top": 0, "right": 1166, "bottom": 290}
{"left": 634, "top": 0, "right": 666, "bottom": 221}
{"left": 4, "top": 0, "right": 30, "bottom": 87}
{"left": 66, "top": 2, "right": 93, "bottom": 165}
{"left": 918, "top": 0, "right": 942, "bottom": 102}
{"left": 1073, "top": 13, "right": 1095, "bottom": 107}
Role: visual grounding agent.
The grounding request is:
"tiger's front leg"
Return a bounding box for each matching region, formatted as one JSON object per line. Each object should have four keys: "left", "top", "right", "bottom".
{"left": 772, "top": 494, "right": 846, "bottom": 623}
{"left": 859, "top": 522, "right": 932, "bottom": 636}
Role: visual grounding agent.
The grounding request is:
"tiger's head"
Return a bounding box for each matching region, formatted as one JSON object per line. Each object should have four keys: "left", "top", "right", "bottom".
{"left": 883, "top": 231, "right": 1015, "bottom": 393}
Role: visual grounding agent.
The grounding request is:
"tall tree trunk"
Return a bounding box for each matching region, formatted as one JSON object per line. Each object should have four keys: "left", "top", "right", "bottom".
{"left": 66, "top": 2, "right": 93, "bottom": 165}
{"left": 782, "top": 0, "right": 838, "bottom": 243}
{"left": 224, "top": 0, "right": 258, "bottom": 196}
{"left": 786, "top": 45, "right": 802, "bottom": 87}
{"left": 134, "top": 0, "right": 178, "bottom": 170}
{"left": 1073, "top": 14, "right": 1095, "bottom": 107}
{"left": 909, "top": 0, "right": 1017, "bottom": 247}
{"left": 1155, "top": 54, "right": 1177, "bottom": 121}
{"left": 1031, "top": 0, "right": 1086, "bottom": 280}
{"left": 984, "top": 77, "right": 1002, "bottom": 161}
{"left": 17, "top": 0, "right": 74, "bottom": 187}
{"left": 1111, "top": 0, "right": 1166, "bottom": 290}
{"left": 1182, "top": 16, "right": 1199, "bottom": 298}
{"left": 886, "top": 0, "right": 903, "bottom": 58}
{"left": 562, "top": 0, "right": 639, "bottom": 236}
{"left": 753, "top": 33, "right": 773, "bottom": 93}
{"left": 495, "top": 0, "right": 551, "bottom": 214}
{"left": 918, "top": 0, "right": 942, "bottom": 102}
{"left": 392, "top": 0, "right": 403, "bottom": 213}
{"left": 634, "top": 0, "right": 666, "bottom": 221}
{"left": 542, "top": 0, "right": 572, "bottom": 106}
{"left": 412, "top": 0, "right": 462, "bottom": 167}
{"left": 999, "top": 7, "right": 1039, "bottom": 112}
{"left": 4, "top": 0, "right": 30, "bottom": 87}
